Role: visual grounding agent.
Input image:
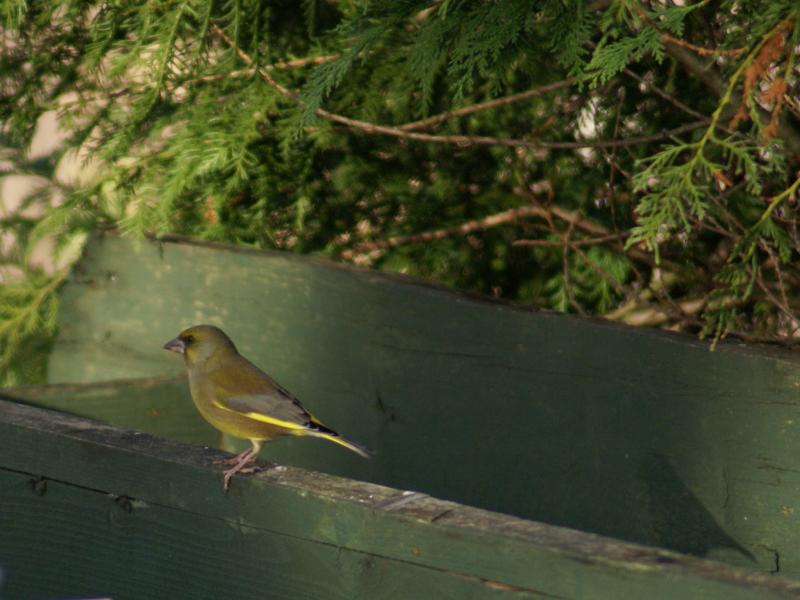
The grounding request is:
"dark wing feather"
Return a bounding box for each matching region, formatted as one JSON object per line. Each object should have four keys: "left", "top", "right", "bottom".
{"left": 208, "top": 356, "right": 315, "bottom": 429}
{"left": 220, "top": 390, "right": 313, "bottom": 428}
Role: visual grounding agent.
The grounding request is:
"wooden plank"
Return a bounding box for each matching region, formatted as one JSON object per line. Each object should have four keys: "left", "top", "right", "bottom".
{"left": 0, "top": 473, "right": 532, "bottom": 600}
{"left": 3, "top": 376, "right": 217, "bottom": 447}
{"left": 46, "top": 233, "right": 800, "bottom": 575}
{"left": 1, "top": 399, "right": 799, "bottom": 600}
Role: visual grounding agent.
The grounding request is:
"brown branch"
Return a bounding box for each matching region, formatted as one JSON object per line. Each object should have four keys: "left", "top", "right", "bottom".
{"left": 212, "top": 26, "right": 576, "bottom": 133}
{"left": 661, "top": 33, "right": 746, "bottom": 58}
{"left": 213, "top": 25, "right": 704, "bottom": 150}
{"left": 511, "top": 188, "right": 689, "bottom": 273}
{"left": 268, "top": 55, "right": 340, "bottom": 70}
{"left": 512, "top": 233, "right": 626, "bottom": 247}
{"left": 306, "top": 117, "right": 705, "bottom": 150}
{"left": 213, "top": 26, "right": 297, "bottom": 97}
{"left": 397, "top": 79, "right": 576, "bottom": 131}
{"left": 339, "top": 205, "right": 549, "bottom": 260}
{"left": 336, "top": 188, "right": 687, "bottom": 287}
{"left": 630, "top": 3, "right": 745, "bottom": 59}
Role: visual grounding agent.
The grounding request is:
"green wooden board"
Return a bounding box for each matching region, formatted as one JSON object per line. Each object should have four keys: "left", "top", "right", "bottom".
{"left": 3, "top": 376, "right": 217, "bottom": 447}
{"left": 0, "top": 478, "right": 532, "bottom": 600}
{"left": 2, "top": 399, "right": 800, "bottom": 600}
{"left": 45, "top": 233, "right": 800, "bottom": 576}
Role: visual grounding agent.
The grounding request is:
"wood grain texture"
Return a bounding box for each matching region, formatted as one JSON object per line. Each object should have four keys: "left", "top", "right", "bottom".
{"left": 0, "top": 471, "right": 544, "bottom": 600}
{"left": 1, "top": 399, "right": 799, "bottom": 600}
{"left": 3, "top": 376, "right": 217, "bottom": 446}
{"left": 46, "top": 233, "right": 800, "bottom": 575}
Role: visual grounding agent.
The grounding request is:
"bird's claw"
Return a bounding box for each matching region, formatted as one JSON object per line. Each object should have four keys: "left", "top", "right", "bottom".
{"left": 221, "top": 463, "right": 263, "bottom": 492}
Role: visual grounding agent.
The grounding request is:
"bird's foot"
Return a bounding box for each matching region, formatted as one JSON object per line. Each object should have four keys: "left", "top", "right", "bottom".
{"left": 222, "top": 465, "right": 262, "bottom": 491}
{"left": 221, "top": 453, "right": 261, "bottom": 492}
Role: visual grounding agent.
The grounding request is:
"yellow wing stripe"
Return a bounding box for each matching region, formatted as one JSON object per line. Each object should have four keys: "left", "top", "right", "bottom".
{"left": 212, "top": 398, "right": 306, "bottom": 431}
{"left": 243, "top": 411, "right": 306, "bottom": 430}
{"left": 212, "top": 398, "right": 370, "bottom": 458}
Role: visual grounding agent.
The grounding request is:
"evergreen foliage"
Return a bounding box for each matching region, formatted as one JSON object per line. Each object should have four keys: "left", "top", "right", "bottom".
{"left": 1, "top": 0, "right": 800, "bottom": 383}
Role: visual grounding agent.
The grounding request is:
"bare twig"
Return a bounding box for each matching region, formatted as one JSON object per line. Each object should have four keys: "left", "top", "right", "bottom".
{"left": 511, "top": 187, "right": 677, "bottom": 271}
{"left": 513, "top": 233, "right": 627, "bottom": 247}
{"left": 340, "top": 199, "right": 636, "bottom": 266}
{"left": 661, "top": 33, "right": 747, "bottom": 58}
{"left": 398, "top": 79, "right": 575, "bottom": 131}
{"left": 306, "top": 120, "right": 704, "bottom": 150}
{"left": 340, "top": 205, "right": 548, "bottom": 260}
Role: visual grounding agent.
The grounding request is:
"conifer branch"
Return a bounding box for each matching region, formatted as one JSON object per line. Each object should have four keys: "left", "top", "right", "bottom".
{"left": 213, "top": 25, "right": 703, "bottom": 150}
{"left": 665, "top": 25, "right": 800, "bottom": 154}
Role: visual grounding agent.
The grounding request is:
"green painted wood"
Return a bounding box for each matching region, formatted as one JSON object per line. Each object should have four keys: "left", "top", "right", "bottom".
{"left": 1, "top": 399, "right": 799, "bottom": 600}
{"left": 46, "top": 233, "right": 800, "bottom": 576}
{"left": 0, "top": 475, "right": 534, "bottom": 600}
{"left": 3, "top": 376, "right": 217, "bottom": 447}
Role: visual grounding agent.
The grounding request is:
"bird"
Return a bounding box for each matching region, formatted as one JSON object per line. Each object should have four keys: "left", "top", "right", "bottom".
{"left": 163, "top": 324, "right": 370, "bottom": 491}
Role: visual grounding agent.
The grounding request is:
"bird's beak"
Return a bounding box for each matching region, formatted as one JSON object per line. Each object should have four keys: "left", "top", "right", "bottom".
{"left": 163, "top": 336, "right": 186, "bottom": 355}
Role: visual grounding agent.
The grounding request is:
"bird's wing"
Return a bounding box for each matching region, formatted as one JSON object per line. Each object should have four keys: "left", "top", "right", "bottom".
{"left": 207, "top": 360, "right": 316, "bottom": 431}
{"left": 219, "top": 390, "right": 314, "bottom": 431}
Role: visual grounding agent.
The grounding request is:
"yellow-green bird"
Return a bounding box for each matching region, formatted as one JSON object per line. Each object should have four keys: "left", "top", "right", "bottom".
{"left": 163, "top": 324, "right": 370, "bottom": 491}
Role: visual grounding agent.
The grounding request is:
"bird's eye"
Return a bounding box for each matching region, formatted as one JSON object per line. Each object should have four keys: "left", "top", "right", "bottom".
{"left": 184, "top": 335, "right": 195, "bottom": 345}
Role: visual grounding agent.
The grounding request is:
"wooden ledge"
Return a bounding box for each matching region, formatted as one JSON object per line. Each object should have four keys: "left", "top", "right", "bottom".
{"left": 1, "top": 398, "right": 799, "bottom": 599}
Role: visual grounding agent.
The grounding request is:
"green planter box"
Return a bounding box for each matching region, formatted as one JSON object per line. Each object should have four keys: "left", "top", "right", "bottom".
{"left": 3, "top": 232, "right": 800, "bottom": 599}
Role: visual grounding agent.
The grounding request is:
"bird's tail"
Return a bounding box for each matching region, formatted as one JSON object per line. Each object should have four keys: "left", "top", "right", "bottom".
{"left": 303, "top": 420, "right": 372, "bottom": 458}
{"left": 313, "top": 431, "right": 372, "bottom": 458}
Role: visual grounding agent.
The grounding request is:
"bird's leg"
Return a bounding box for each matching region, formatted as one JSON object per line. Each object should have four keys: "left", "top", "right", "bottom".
{"left": 222, "top": 440, "right": 263, "bottom": 491}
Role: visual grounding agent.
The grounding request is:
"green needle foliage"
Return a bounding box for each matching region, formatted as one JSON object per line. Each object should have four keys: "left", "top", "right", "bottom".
{"left": 1, "top": 0, "right": 800, "bottom": 383}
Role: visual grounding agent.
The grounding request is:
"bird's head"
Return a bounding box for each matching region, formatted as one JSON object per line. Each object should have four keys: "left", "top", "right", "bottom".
{"left": 163, "top": 324, "right": 238, "bottom": 365}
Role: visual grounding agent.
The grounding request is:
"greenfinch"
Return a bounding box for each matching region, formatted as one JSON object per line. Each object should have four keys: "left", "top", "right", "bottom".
{"left": 163, "top": 324, "right": 370, "bottom": 490}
